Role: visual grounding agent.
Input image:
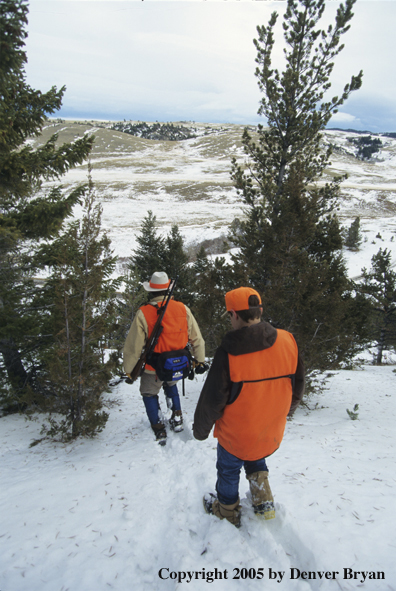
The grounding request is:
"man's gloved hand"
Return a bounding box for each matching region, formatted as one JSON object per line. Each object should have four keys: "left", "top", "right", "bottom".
{"left": 194, "top": 361, "right": 209, "bottom": 375}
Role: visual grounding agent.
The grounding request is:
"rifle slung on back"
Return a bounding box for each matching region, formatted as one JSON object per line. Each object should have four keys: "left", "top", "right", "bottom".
{"left": 128, "top": 278, "right": 178, "bottom": 383}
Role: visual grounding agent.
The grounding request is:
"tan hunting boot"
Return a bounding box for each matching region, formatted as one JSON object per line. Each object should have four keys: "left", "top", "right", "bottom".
{"left": 246, "top": 471, "right": 275, "bottom": 520}
{"left": 203, "top": 493, "right": 242, "bottom": 528}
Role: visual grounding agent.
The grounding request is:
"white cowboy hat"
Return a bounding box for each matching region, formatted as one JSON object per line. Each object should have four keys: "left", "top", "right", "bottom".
{"left": 143, "top": 271, "right": 172, "bottom": 292}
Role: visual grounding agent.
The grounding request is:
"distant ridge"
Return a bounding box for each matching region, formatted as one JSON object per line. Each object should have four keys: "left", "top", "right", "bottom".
{"left": 327, "top": 127, "right": 396, "bottom": 137}
{"left": 327, "top": 127, "right": 375, "bottom": 134}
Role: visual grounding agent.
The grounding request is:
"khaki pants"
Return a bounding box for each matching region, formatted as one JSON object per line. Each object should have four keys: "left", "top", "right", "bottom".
{"left": 140, "top": 371, "right": 177, "bottom": 397}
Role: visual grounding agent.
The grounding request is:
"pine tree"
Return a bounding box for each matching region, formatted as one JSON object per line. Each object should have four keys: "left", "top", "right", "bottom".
{"left": 121, "top": 211, "right": 164, "bottom": 349}
{"left": 0, "top": 1, "right": 93, "bottom": 403}
{"left": 230, "top": 0, "right": 365, "bottom": 374}
{"left": 344, "top": 216, "right": 362, "bottom": 250}
{"left": 129, "top": 214, "right": 193, "bottom": 301}
{"left": 193, "top": 245, "right": 211, "bottom": 277}
{"left": 112, "top": 266, "right": 147, "bottom": 367}
{"left": 163, "top": 224, "right": 193, "bottom": 305}
{"left": 33, "top": 167, "right": 120, "bottom": 439}
{"left": 360, "top": 249, "right": 396, "bottom": 365}
{"left": 164, "top": 224, "right": 188, "bottom": 278}
{"left": 191, "top": 249, "right": 234, "bottom": 357}
{"left": 130, "top": 210, "right": 165, "bottom": 282}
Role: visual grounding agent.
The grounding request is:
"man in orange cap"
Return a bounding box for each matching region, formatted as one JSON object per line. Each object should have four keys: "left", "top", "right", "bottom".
{"left": 124, "top": 271, "right": 206, "bottom": 444}
{"left": 194, "top": 286, "right": 304, "bottom": 527}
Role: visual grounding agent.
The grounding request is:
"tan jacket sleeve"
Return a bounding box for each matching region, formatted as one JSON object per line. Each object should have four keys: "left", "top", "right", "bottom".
{"left": 123, "top": 309, "right": 149, "bottom": 375}
{"left": 186, "top": 306, "right": 205, "bottom": 363}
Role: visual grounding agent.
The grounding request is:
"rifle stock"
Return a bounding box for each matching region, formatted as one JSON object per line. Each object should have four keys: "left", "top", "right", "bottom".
{"left": 129, "top": 277, "right": 178, "bottom": 383}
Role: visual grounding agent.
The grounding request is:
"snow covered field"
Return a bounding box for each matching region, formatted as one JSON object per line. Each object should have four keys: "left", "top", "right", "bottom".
{"left": 1, "top": 366, "right": 395, "bottom": 591}
{"left": 34, "top": 121, "right": 396, "bottom": 272}
{"left": 1, "top": 121, "right": 396, "bottom": 590}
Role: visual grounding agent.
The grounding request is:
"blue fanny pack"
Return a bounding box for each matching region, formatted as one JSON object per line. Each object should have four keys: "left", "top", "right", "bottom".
{"left": 148, "top": 349, "right": 192, "bottom": 382}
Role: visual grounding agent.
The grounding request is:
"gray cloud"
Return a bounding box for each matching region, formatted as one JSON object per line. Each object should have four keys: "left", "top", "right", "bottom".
{"left": 25, "top": 1, "right": 395, "bottom": 130}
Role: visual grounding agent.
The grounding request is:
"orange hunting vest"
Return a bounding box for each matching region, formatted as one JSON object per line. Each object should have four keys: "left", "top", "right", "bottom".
{"left": 141, "top": 299, "right": 189, "bottom": 372}
{"left": 214, "top": 329, "right": 298, "bottom": 461}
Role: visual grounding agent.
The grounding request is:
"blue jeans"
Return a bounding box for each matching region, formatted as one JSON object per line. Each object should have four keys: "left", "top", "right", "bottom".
{"left": 163, "top": 383, "right": 181, "bottom": 411}
{"left": 142, "top": 383, "right": 181, "bottom": 425}
{"left": 216, "top": 443, "right": 268, "bottom": 506}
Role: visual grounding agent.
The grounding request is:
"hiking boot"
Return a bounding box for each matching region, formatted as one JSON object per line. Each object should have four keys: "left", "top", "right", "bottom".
{"left": 253, "top": 501, "right": 276, "bottom": 520}
{"left": 203, "top": 493, "right": 241, "bottom": 528}
{"left": 169, "top": 410, "right": 183, "bottom": 432}
{"left": 151, "top": 422, "right": 167, "bottom": 445}
{"left": 246, "top": 471, "right": 275, "bottom": 520}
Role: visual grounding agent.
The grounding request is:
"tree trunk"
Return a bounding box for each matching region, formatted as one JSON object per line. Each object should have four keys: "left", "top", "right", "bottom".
{"left": 63, "top": 290, "right": 75, "bottom": 427}
{"left": 376, "top": 327, "right": 386, "bottom": 365}
{"left": 0, "top": 338, "right": 28, "bottom": 389}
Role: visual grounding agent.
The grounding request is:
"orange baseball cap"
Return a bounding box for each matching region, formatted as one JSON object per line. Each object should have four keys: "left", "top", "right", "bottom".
{"left": 225, "top": 287, "right": 262, "bottom": 312}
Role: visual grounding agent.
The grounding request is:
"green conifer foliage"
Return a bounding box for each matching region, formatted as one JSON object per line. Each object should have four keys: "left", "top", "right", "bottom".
{"left": 348, "top": 135, "right": 382, "bottom": 160}
{"left": 360, "top": 249, "right": 396, "bottom": 365}
{"left": 164, "top": 225, "right": 188, "bottom": 278}
{"left": 163, "top": 224, "right": 193, "bottom": 306}
{"left": 131, "top": 210, "right": 165, "bottom": 282}
{"left": 129, "top": 214, "right": 192, "bottom": 302}
{"left": 231, "top": 0, "right": 365, "bottom": 373}
{"left": 191, "top": 248, "right": 233, "bottom": 357}
{"left": 0, "top": 1, "right": 93, "bottom": 401}
{"left": 119, "top": 217, "right": 193, "bottom": 365}
{"left": 119, "top": 211, "right": 164, "bottom": 348}
{"left": 344, "top": 216, "right": 362, "bottom": 250}
{"left": 113, "top": 266, "right": 147, "bottom": 367}
{"left": 34, "top": 168, "right": 120, "bottom": 439}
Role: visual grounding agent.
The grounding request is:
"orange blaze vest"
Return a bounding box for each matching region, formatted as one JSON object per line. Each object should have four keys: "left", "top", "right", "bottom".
{"left": 141, "top": 299, "right": 189, "bottom": 372}
{"left": 214, "top": 329, "right": 298, "bottom": 461}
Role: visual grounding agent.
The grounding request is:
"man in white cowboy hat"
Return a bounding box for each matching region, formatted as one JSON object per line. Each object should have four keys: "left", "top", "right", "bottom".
{"left": 123, "top": 271, "right": 206, "bottom": 444}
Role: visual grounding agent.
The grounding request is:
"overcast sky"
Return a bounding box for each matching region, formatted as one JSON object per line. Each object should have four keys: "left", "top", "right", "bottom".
{"left": 24, "top": 0, "right": 396, "bottom": 132}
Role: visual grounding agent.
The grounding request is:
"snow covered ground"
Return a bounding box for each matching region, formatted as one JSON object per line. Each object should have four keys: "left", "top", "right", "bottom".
{"left": 2, "top": 121, "right": 396, "bottom": 590}
{"left": 1, "top": 365, "right": 396, "bottom": 591}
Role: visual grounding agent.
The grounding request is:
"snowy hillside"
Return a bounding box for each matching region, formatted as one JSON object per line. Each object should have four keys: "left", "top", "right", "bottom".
{"left": 1, "top": 366, "right": 395, "bottom": 590}
{"left": 32, "top": 120, "right": 396, "bottom": 276}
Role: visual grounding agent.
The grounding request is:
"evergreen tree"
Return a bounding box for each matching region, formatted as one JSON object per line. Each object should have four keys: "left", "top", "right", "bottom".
{"left": 120, "top": 211, "right": 164, "bottom": 348}
{"left": 33, "top": 167, "right": 120, "bottom": 439}
{"left": 112, "top": 266, "right": 147, "bottom": 366}
{"left": 230, "top": 0, "right": 365, "bottom": 373}
{"left": 193, "top": 245, "right": 211, "bottom": 276}
{"left": 130, "top": 210, "right": 164, "bottom": 282}
{"left": 163, "top": 224, "right": 193, "bottom": 305}
{"left": 129, "top": 213, "right": 193, "bottom": 302}
{"left": 344, "top": 216, "right": 362, "bottom": 250}
{"left": 0, "top": 1, "right": 93, "bottom": 403}
{"left": 360, "top": 249, "right": 396, "bottom": 365}
{"left": 191, "top": 248, "right": 234, "bottom": 357}
{"left": 164, "top": 224, "right": 188, "bottom": 278}
{"left": 348, "top": 135, "right": 382, "bottom": 160}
